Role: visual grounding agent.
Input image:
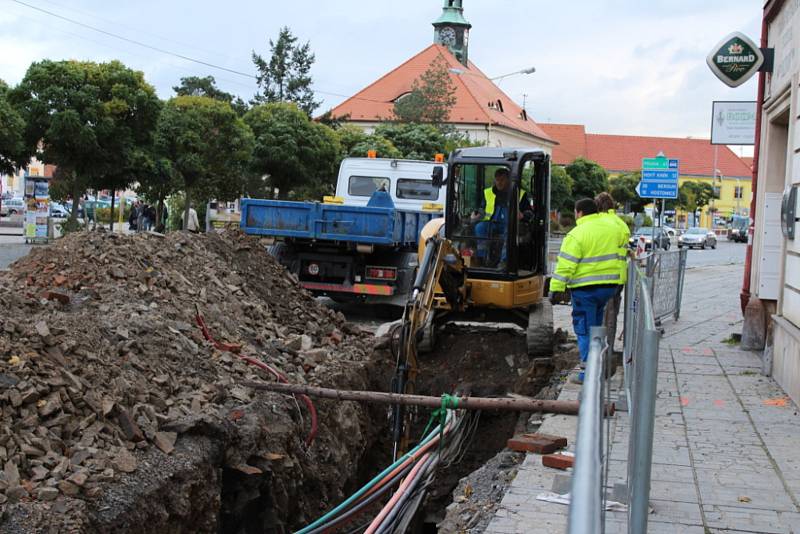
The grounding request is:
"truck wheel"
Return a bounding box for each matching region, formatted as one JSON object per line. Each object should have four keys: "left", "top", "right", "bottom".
{"left": 527, "top": 299, "right": 554, "bottom": 358}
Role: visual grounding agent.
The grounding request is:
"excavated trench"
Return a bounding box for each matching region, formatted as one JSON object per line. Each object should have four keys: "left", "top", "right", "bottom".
{"left": 3, "top": 327, "right": 566, "bottom": 534}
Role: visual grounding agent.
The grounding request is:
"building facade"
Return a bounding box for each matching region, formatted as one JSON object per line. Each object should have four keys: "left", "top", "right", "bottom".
{"left": 1, "top": 157, "right": 55, "bottom": 197}
{"left": 539, "top": 124, "right": 753, "bottom": 228}
{"left": 329, "top": 1, "right": 554, "bottom": 152}
{"left": 743, "top": 0, "right": 800, "bottom": 403}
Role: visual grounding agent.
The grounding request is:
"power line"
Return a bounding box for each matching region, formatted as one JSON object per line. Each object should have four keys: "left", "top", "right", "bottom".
{"left": 11, "top": 0, "right": 256, "bottom": 79}
{"left": 9, "top": 0, "right": 392, "bottom": 106}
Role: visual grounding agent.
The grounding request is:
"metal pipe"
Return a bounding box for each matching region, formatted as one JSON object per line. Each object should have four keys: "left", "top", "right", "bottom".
{"left": 243, "top": 380, "right": 615, "bottom": 416}
{"left": 568, "top": 326, "right": 607, "bottom": 534}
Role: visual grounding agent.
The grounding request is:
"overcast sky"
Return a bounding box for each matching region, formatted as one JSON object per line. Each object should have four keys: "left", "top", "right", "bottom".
{"left": 0, "top": 0, "right": 760, "bottom": 156}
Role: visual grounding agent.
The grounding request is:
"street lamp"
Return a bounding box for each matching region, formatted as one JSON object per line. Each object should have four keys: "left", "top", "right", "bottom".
{"left": 713, "top": 168, "right": 724, "bottom": 227}
{"left": 448, "top": 66, "right": 536, "bottom": 81}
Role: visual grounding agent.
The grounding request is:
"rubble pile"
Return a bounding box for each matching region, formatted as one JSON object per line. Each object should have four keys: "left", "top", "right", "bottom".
{"left": 0, "top": 229, "right": 375, "bottom": 528}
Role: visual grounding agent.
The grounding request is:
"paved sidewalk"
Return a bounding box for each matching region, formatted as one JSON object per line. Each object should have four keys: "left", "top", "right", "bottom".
{"left": 485, "top": 263, "right": 800, "bottom": 533}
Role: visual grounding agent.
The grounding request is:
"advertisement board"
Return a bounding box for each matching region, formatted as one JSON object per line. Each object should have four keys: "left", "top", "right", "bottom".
{"left": 711, "top": 101, "right": 757, "bottom": 145}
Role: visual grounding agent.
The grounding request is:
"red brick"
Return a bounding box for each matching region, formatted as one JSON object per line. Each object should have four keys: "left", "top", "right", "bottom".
{"left": 542, "top": 453, "right": 575, "bottom": 470}
{"left": 506, "top": 433, "right": 567, "bottom": 454}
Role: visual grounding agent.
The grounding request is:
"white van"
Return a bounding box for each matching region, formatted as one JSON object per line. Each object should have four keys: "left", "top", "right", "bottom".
{"left": 0, "top": 198, "right": 26, "bottom": 216}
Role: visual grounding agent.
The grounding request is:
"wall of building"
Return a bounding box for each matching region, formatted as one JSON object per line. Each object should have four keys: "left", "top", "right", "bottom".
{"left": 755, "top": 0, "right": 800, "bottom": 403}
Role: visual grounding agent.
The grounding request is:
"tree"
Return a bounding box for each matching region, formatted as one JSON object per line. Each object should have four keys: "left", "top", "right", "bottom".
{"left": 155, "top": 96, "right": 254, "bottom": 227}
{"left": 393, "top": 55, "right": 457, "bottom": 126}
{"left": 678, "top": 181, "right": 715, "bottom": 226}
{"left": 609, "top": 172, "right": 650, "bottom": 213}
{"left": 135, "top": 154, "right": 180, "bottom": 228}
{"left": 0, "top": 80, "right": 29, "bottom": 175}
{"left": 549, "top": 165, "right": 574, "bottom": 213}
{"left": 244, "top": 102, "right": 339, "bottom": 200}
{"left": 173, "top": 75, "right": 247, "bottom": 115}
{"left": 565, "top": 157, "right": 608, "bottom": 200}
{"left": 252, "top": 27, "right": 319, "bottom": 115}
{"left": 373, "top": 123, "right": 447, "bottom": 160}
{"left": 337, "top": 125, "right": 401, "bottom": 159}
{"left": 12, "top": 60, "right": 161, "bottom": 225}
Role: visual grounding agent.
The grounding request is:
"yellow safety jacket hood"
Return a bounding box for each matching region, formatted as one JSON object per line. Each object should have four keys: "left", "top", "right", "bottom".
{"left": 550, "top": 212, "right": 626, "bottom": 292}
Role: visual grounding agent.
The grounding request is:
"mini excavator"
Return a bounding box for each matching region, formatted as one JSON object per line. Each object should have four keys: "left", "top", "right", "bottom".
{"left": 391, "top": 147, "right": 554, "bottom": 455}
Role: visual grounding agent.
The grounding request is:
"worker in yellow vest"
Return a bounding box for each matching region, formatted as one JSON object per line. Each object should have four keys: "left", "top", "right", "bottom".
{"left": 473, "top": 168, "right": 533, "bottom": 268}
{"left": 550, "top": 198, "right": 623, "bottom": 382}
{"left": 595, "top": 192, "right": 630, "bottom": 356}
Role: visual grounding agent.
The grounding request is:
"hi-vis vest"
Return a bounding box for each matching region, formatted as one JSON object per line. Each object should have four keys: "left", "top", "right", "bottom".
{"left": 601, "top": 209, "right": 631, "bottom": 284}
{"left": 550, "top": 212, "right": 626, "bottom": 292}
{"left": 483, "top": 187, "right": 524, "bottom": 221}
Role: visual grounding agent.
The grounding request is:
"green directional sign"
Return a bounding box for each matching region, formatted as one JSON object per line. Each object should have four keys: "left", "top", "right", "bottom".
{"left": 706, "top": 32, "right": 764, "bottom": 88}
{"left": 642, "top": 158, "right": 669, "bottom": 169}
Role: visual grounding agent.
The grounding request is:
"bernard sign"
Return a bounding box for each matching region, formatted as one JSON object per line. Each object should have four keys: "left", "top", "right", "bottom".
{"left": 706, "top": 32, "right": 764, "bottom": 88}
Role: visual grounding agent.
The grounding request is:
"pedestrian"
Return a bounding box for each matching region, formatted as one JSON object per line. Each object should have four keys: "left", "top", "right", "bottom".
{"left": 549, "top": 198, "right": 623, "bottom": 383}
{"left": 594, "top": 192, "right": 631, "bottom": 358}
{"left": 156, "top": 204, "right": 169, "bottom": 233}
{"left": 128, "top": 201, "right": 140, "bottom": 232}
{"left": 182, "top": 204, "right": 200, "bottom": 233}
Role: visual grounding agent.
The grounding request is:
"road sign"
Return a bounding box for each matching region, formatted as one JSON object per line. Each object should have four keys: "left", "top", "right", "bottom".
{"left": 638, "top": 157, "right": 679, "bottom": 199}
{"left": 636, "top": 181, "right": 678, "bottom": 199}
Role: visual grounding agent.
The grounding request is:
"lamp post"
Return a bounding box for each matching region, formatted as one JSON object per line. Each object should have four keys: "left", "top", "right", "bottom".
{"left": 448, "top": 66, "right": 536, "bottom": 81}
{"left": 712, "top": 168, "right": 724, "bottom": 228}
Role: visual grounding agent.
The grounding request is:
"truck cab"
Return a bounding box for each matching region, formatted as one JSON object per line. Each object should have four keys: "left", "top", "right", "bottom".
{"left": 333, "top": 157, "right": 446, "bottom": 211}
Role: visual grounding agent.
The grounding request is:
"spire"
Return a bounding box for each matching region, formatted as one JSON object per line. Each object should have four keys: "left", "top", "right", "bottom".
{"left": 432, "top": 0, "right": 472, "bottom": 66}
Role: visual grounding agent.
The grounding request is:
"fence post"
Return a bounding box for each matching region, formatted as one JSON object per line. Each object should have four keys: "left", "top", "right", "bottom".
{"left": 628, "top": 326, "right": 659, "bottom": 534}
{"left": 567, "top": 326, "right": 606, "bottom": 534}
{"left": 674, "top": 248, "right": 687, "bottom": 320}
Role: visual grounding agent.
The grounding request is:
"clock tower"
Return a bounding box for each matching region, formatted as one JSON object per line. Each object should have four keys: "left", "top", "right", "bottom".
{"left": 432, "top": 0, "right": 472, "bottom": 66}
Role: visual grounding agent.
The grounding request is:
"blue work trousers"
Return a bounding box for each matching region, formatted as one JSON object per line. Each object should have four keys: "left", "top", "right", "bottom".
{"left": 571, "top": 285, "right": 618, "bottom": 377}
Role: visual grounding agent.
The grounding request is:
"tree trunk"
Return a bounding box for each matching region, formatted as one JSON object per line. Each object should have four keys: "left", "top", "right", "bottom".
{"left": 156, "top": 196, "right": 164, "bottom": 229}
{"left": 109, "top": 190, "right": 116, "bottom": 232}
{"left": 69, "top": 179, "right": 82, "bottom": 223}
{"left": 183, "top": 187, "right": 191, "bottom": 231}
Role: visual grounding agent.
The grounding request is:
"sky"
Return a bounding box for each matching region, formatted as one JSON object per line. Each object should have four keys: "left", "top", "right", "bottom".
{"left": 0, "top": 0, "right": 761, "bottom": 157}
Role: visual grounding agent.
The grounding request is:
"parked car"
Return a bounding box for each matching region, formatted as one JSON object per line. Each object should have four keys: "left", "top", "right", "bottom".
{"left": 50, "top": 202, "right": 69, "bottom": 219}
{"left": 629, "top": 227, "right": 670, "bottom": 250}
{"left": 661, "top": 225, "right": 677, "bottom": 241}
{"left": 678, "top": 227, "right": 717, "bottom": 249}
{"left": 0, "top": 198, "right": 26, "bottom": 216}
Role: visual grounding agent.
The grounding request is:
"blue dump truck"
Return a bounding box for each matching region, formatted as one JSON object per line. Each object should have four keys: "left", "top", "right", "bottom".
{"left": 240, "top": 157, "right": 446, "bottom": 305}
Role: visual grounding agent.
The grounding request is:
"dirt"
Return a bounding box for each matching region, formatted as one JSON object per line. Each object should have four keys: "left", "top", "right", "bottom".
{"left": 0, "top": 229, "right": 384, "bottom": 533}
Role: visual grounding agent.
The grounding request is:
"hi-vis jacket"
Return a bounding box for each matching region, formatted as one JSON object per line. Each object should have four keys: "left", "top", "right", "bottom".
{"left": 482, "top": 187, "right": 525, "bottom": 221}
{"left": 601, "top": 208, "right": 631, "bottom": 284}
{"left": 550, "top": 212, "right": 627, "bottom": 292}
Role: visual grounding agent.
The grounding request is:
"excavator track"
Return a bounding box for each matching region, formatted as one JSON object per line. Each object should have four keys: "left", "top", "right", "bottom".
{"left": 526, "top": 298, "right": 554, "bottom": 359}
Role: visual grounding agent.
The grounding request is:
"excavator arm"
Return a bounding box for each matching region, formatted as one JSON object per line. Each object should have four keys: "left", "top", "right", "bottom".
{"left": 391, "top": 228, "right": 466, "bottom": 457}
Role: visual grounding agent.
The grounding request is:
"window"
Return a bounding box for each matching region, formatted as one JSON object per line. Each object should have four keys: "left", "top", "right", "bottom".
{"left": 396, "top": 179, "right": 439, "bottom": 201}
{"left": 348, "top": 176, "right": 390, "bottom": 197}
{"left": 735, "top": 186, "right": 744, "bottom": 199}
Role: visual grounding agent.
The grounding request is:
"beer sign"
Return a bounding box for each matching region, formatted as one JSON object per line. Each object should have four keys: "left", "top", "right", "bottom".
{"left": 706, "top": 32, "right": 764, "bottom": 88}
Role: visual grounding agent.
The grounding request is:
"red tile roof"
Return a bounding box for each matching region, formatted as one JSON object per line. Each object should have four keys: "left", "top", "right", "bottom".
{"left": 539, "top": 123, "right": 752, "bottom": 178}
{"left": 329, "top": 44, "right": 553, "bottom": 143}
{"left": 538, "top": 124, "right": 587, "bottom": 164}
{"left": 740, "top": 156, "right": 754, "bottom": 170}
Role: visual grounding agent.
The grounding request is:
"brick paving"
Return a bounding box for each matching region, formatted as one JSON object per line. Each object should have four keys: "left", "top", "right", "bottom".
{"left": 485, "top": 263, "right": 800, "bottom": 533}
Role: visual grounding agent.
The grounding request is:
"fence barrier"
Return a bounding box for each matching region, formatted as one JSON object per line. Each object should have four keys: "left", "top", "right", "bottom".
{"left": 646, "top": 248, "right": 687, "bottom": 323}
{"left": 568, "top": 261, "right": 661, "bottom": 534}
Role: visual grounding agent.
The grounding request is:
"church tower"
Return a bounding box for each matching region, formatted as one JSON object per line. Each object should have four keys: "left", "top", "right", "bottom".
{"left": 432, "top": 0, "right": 471, "bottom": 66}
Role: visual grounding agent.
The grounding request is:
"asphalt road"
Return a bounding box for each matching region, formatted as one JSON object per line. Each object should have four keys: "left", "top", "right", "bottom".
{"left": 679, "top": 238, "right": 746, "bottom": 269}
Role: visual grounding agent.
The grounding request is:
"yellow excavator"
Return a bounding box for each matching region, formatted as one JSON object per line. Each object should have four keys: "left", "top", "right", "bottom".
{"left": 391, "top": 147, "right": 554, "bottom": 453}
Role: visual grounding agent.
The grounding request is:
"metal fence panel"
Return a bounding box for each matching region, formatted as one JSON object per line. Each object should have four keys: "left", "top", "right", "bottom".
{"left": 646, "top": 248, "right": 687, "bottom": 323}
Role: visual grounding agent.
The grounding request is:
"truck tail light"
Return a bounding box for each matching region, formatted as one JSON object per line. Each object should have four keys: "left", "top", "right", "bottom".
{"left": 366, "top": 266, "right": 397, "bottom": 280}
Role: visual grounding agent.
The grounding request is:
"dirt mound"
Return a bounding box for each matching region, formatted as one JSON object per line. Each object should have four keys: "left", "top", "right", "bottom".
{"left": 0, "top": 229, "right": 378, "bottom": 531}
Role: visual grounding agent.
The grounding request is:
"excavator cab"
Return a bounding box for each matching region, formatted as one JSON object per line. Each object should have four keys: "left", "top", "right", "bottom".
{"left": 427, "top": 147, "right": 553, "bottom": 356}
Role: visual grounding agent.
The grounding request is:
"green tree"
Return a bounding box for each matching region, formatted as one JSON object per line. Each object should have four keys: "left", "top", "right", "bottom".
{"left": 252, "top": 27, "right": 319, "bottom": 115}
{"left": 608, "top": 172, "right": 650, "bottom": 213}
{"left": 12, "top": 60, "right": 161, "bottom": 224}
{"left": 173, "top": 75, "right": 247, "bottom": 115}
{"left": 244, "top": 102, "right": 339, "bottom": 200}
{"left": 678, "top": 181, "right": 715, "bottom": 226}
{"left": 374, "top": 123, "right": 446, "bottom": 160}
{"left": 337, "top": 125, "right": 401, "bottom": 159}
{"left": 155, "top": 96, "right": 254, "bottom": 227}
{"left": 393, "top": 55, "right": 457, "bottom": 126}
{"left": 565, "top": 157, "right": 608, "bottom": 200}
{"left": 136, "top": 154, "right": 180, "bottom": 228}
{"left": 549, "top": 165, "right": 574, "bottom": 213}
{"left": 0, "top": 79, "right": 29, "bottom": 175}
